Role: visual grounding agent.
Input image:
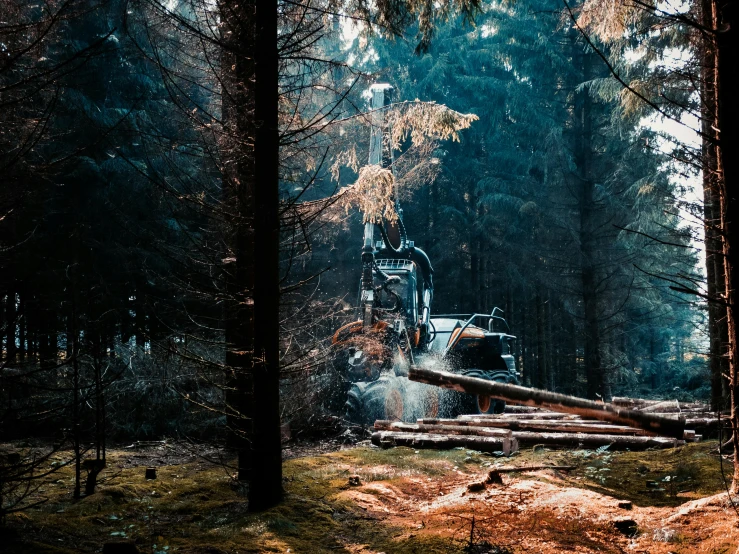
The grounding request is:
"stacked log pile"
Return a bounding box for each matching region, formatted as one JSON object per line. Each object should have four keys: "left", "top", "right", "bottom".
{"left": 610, "top": 397, "right": 724, "bottom": 434}
{"left": 371, "top": 408, "right": 692, "bottom": 452}
{"left": 370, "top": 368, "right": 719, "bottom": 453}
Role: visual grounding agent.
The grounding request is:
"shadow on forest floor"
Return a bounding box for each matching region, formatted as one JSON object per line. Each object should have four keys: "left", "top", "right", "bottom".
{"left": 1, "top": 440, "right": 735, "bottom": 553}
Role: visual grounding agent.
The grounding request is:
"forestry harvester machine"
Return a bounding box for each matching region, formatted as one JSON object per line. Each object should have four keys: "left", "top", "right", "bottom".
{"left": 330, "top": 84, "right": 520, "bottom": 425}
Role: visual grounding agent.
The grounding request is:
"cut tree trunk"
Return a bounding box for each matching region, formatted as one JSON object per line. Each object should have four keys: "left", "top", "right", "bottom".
{"left": 371, "top": 431, "right": 516, "bottom": 455}
{"left": 503, "top": 405, "right": 545, "bottom": 413}
{"left": 459, "top": 412, "right": 592, "bottom": 420}
{"left": 638, "top": 400, "right": 682, "bottom": 413}
{"left": 420, "top": 418, "right": 655, "bottom": 436}
{"left": 408, "top": 366, "right": 686, "bottom": 439}
{"left": 611, "top": 397, "right": 710, "bottom": 411}
{"left": 374, "top": 420, "right": 513, "bottom": 437}
{"left": 511, "top": 431, "right": 680, "bottom": 450}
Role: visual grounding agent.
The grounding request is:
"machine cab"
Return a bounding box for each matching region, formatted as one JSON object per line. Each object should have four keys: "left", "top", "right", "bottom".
{"left": 372, "top": 259, "right": 419, "bottom": 325}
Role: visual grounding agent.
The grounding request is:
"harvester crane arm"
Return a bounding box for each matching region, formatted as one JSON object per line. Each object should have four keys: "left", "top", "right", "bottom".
{"left": 360, "top": 83, "right": 434, "bottom": 338}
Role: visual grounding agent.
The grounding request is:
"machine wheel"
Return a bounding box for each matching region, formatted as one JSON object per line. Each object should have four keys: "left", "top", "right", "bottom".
{"left": 345, "top": 382, "right": 369, "bottom": 423}
{"left": 344, "top": 375, "right": 405, "bottom": 425}
{"left": 460, "top": 369, "right": 507, "bottom": 415}
{"left": 422, "top": 387, "right": 440, "bottom": 418}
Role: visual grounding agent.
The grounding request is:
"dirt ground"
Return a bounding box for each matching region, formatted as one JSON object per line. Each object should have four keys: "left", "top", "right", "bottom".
{"left": 2, "top": 440, "right": 738, "bottom": 553}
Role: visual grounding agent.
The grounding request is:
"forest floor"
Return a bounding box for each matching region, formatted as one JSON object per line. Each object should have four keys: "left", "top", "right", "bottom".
{"left": 2, "top": 439, "right": 738, "bottom": 553}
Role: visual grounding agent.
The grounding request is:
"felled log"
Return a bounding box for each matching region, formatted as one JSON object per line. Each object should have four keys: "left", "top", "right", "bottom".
{"left": 637, "top": 400, "right": 710, "bottom": 413}
{"left": 672, "top": 408, "right": 718, "bottom": 414}
{"left": 427, "top": 418, "right": 654, "bottom": 436}
{"left": 426, "top": 417, "right": 702, "bottom": 440}
{"left": 503, "top": 405, "right": 544, "bottom": 413}
{"left": 371, "top": 431, "right": 517, "bottom": 455}
{"left": 637, "top": 400, "right": 681, "bottom": 413}
{"left": 408, "top": 366, "right": 686, "bottom": 439}
{"left": 611, "top": 397, "right": 651, "bottom": 408}
{"left": 666, "top": 416, "right": 721, "bottom": 429}
{"left": 511, "top": 430, "right": 681, "bottom": 449}
{"left": 611, "top": 397, "right": 656, "bottom": 408}
{"left": 374, "top": 420, "right": 512, "bottom": 438}
{"left": 459, "top": 412, "right": 591, "bottom": 420}
{"left": 612, "top": 397, "right": 710, "bottom": 413}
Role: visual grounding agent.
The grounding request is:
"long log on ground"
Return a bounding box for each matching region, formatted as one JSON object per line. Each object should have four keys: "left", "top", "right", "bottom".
{"left": 408, "top": 366, "right": 686, "bottom": 439}
{"left": 503, "top": 405, "right": 545, "bottom": 413}
{"left": 612, "top": 397, "right": 709, "bottom": 412}
{"left": 637, "top": 400, "right": 680, "bottom": 412}
{"left": 637, "top": 401, "right": 711, "bottom": 413}
{"left": 418, "top": 418, "right": 655, "bottom": 436}
{"left": 374, "top": 420, "right": 512, "bottom": 438}
{"left": 511, "top": 431, "right": 681, "bottom": 449}
{"left": 611, "top": 397, "right": 651, "bottom": 408}
{"left": 424, "top": 414, "right": 610, "bottom": 428}
{"left": 668, "top": 408, "right": 717, "bottom": 414}
{"left": 663, "top": 416, "right": 722, "bottom": 427}
{"left": 433, "top": 418, "right": 698, "bottom": 440}
{"left": 459, "top": 412, "right": 591, "bottom": 420}
{"left": 371, "top": 431, "right": 517, "bottom": 455}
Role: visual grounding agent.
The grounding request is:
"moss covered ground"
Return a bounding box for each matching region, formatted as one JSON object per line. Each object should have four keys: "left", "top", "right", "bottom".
{"left": 1, "top": 440, "right": 734, "bottom": 553}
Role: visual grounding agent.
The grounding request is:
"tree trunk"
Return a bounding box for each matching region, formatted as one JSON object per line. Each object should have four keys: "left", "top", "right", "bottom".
{"left": 575, "top": 49, "right": 605, "bottom": 400}
{"left": 702, "top": 0, "right": 728, "bottom": 412}
{"left": 714, "top": 0, "right": 739, "bottom": 492}
{"left": 17, "top": 293, "right": 24, "bottom": 362}
{"left": 414, "top": 418, "right": 658, "bottom": 436}
{"left": 220, "top": 0, "right": 282, "bottom": 510}
{"left": 546, "top": 292, "right": 554, "bottom": 390}
{"left": 523, "top": 295, "right": 532, "bottom": 386}
{"left": 6, "top": 291, "right": 16, "bottom": 364}
{"left": 249, "top": 0, "right": 282, "bottom": 510}
{"left": 371, "top": 430, "right": 515, "bottom": 454}
{"left": 536, "top": 293, "right": 547, "bottom": 389}
{"left": 374, "top": 420, "right": 512, "bottom": 437}
{"left": 72, "top": 306, "right": 81, "bottom": 499}
{"left": 510, "top": 431, "right": 679, "bottom": 449}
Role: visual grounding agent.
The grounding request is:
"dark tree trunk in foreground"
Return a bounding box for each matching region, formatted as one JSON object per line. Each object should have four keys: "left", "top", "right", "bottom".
{"left": 221, "top": 0, "right": 254, "bottom": 495}
{"left": 249, "top": 0, "right": 283, "bottom": 510}
{"left": 221, "top": 0, "right": 282, "bottom": 510}
{"left": 714, "top": 0, "right": 739, "bottom": 491}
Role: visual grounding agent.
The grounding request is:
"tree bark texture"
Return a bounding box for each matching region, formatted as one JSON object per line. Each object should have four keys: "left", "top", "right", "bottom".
{"left": 371, "top": 430, "right": 516, "bottom": 455}
{"left": 418, "top": 418, "right": 658, "bottom": 436}
{"left": 714, "top": 0, "right": 739, "bottom": 492}
{"left": 220, "top": 0, "right": 282, "bottom": 510}
{"left": 511, "top": 430, "right": 679, "bottom": 449}
{"left": 575, "top": 49, "right": 605, "bottom": 400}
{"left": 250, "top": 0, "right": 282, "bottom": 512}
{"left": 536, "top": 292, "right": 548, "bottom": 389}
